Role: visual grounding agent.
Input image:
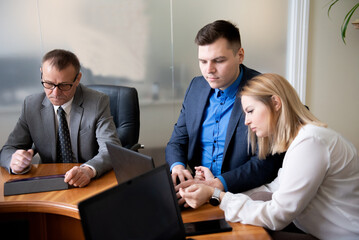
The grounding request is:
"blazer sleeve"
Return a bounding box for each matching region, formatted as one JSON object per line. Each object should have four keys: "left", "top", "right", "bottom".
{"left": 0, "top": 98, "right": 34, "bottom": 172}
{"left": 165, "top": 80, "right": 193, "bottom": 169}
{"left": 221, "top": 152, "right": 285, "bottom": 193}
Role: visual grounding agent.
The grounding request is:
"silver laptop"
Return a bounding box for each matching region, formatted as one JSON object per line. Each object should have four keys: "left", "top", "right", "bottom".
{"left": 106, "top": 142, "right": 155, "bottom": 184}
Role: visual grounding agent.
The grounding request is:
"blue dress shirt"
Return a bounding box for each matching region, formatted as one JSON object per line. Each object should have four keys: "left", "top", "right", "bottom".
{"left": 200, "top": 69, "right": 243, "bottom": 191}
{"left": 170, "top": 67, "right": 243, "bottom": 191}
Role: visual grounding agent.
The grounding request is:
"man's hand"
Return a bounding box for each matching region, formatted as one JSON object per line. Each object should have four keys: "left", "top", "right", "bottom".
{"left": 175, "top": 178, "right": 223, "bottom": 193}
{"left": 64, "top": 166, "right": 95, "bottom": 187}
{"left": 10, "top": 149, "right": 34, "bottom": 174}
{"left": 194, "top": 166, "right": 214, "bottom": 181}
{"left": 171, "top": 165, "right": 194, "bottom": 207}
{"left": 174, "top": 176, "right": 224, "bottom": 207}
{"left": 171, "top": 165, "right": 193, "bottom": 187}
{"left": 172, "top": 165, "right": 225, "bottom": 207}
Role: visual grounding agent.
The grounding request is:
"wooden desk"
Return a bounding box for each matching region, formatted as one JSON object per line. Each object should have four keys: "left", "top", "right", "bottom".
{"left": 0, "top": 164, "right": 271, "bottom": 240}
{"left": 182, "top": 205, "right": 271, "bottom": 240}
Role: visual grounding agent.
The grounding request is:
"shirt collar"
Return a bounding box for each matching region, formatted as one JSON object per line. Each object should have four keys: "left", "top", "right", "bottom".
{"left": 53, "top": 97, "right": 74, "bottom": 116}
{"left": 215, "top": 65, "right": 243, "bottom": 99}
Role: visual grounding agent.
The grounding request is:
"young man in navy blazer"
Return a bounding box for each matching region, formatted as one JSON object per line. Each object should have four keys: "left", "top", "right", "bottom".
{"left": 166, "top": 20, "right": 284, "bottom": 203}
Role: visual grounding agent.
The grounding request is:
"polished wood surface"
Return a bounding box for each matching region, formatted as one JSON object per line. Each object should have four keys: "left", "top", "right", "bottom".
{"left": 0, "top": 164, "right": 271, "bottom": 240}
{"left": 0, "top": 164, "right": 117, "bottom": 219}
{"left": 182, "top": 204, "right": 271, "bottom": 240}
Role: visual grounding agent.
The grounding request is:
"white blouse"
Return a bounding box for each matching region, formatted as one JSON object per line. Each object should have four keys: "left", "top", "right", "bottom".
{"left": 220, "top": 124, "right": 359, "bottom": 240}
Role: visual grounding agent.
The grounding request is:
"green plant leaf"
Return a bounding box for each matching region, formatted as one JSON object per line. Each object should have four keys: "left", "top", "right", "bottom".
{"left": 341, "top": 3, "right": 359, "bottom": 44}
{"left": 328, "top": 0, "right": 340, "bottom": 17}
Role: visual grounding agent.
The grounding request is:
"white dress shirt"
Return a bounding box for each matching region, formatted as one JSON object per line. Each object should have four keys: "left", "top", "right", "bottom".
{"left": 220, "top": 124, "right": 359, "bottom": 240}
{"left": 53, "top": 99, "right": 96, "bottom": 176}
{"left": 54, "top": 99, "right": 73, "bottom": 133}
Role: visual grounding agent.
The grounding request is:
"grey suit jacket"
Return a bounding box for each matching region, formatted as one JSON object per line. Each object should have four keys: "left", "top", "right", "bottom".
{"left": 0, "top": 84, "right": 121, "bottom": 177}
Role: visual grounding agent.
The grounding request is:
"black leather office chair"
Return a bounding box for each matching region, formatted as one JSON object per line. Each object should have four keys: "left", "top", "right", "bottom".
{"left": 87, "top": 84, "right": 141, "bottom": 150}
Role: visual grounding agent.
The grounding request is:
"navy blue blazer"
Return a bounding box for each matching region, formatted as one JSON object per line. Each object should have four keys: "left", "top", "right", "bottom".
{"left": 166, "top": 64, "right": 284, "bottom": 193}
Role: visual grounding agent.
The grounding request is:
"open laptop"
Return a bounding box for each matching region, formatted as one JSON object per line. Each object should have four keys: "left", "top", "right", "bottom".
{"left": 106, "top": 142, "right": 155, "bottom": 184}
{"left": 78, "top": 164, "right": 232, "bottom": 240}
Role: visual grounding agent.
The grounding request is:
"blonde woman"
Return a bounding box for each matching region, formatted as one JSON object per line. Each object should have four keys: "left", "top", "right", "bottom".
{"left": 179, "top": 73, "right": 359, "bottom": 240}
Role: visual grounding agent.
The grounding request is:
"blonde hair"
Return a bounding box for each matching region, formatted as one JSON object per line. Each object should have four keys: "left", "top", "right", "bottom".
{"left": 240, "top": 73, "right": 327, "bottom": 159}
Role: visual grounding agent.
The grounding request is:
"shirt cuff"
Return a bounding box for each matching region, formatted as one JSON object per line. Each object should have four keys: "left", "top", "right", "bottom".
{"left": 217, "top": 175, "right": 228, "bottom": 192}
{"left": 81, "top": 164, "right": 97, "bottom": 178}
{"left": 170, "top": 162, "right": 186, "bottom": 172}
{"left": 10, "top": 165, "right": 32, "bottom": 175}
{"left": 219, "top": 191, "right": 232, "bottom": 210}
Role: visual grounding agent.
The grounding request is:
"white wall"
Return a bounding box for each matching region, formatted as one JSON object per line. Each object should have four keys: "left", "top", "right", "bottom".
{"left": 307, "top": 0, "right": 359, "bottom": 150}
{"left": 0, "top": 0, "right": 290, "bottom": 150}
{"left": 3, "top": 1, "right": 357, "bottom": 153}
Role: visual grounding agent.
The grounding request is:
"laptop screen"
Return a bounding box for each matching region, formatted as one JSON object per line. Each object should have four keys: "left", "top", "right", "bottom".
{"left": 106, "top": 142, "right": 155, "bottom": 185}
{"left": 78, "top": 165, "right": 186, "bottom": 240}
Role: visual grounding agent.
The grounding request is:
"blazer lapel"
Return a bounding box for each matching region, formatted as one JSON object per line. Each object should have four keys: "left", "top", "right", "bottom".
{"left": 191, "top": 82, "right": 212, "bottom": 144}
{"left": 223, "top": 96, "right": 243, "bottom": 158}
{"left": 70, "top": 85, "right": 84, "bottom": 162}
{"left": 40, "top": 97, "right": 57, "bottom": 162}
{"left": 222, "top": 64, "right": 254, "bottom": 159}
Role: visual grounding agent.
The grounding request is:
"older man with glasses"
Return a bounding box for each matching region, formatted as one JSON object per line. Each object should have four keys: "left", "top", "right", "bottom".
{"left": 0, "top": 49, "right": 121, "bottom": 187}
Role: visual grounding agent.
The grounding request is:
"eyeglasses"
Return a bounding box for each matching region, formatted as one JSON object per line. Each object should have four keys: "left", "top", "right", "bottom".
{"left": 41, "top": 73, "right": 79, "bottom": 91}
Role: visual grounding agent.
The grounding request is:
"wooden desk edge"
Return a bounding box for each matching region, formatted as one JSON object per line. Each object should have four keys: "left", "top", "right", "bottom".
{"left": 0, "top": 164, "right": 117, "bottom": 220}
{"left": 1, "top": 165, "right": 271, "bottom": 239}
{"left": 0, "top": 200, "right": 79, "bottom": 219}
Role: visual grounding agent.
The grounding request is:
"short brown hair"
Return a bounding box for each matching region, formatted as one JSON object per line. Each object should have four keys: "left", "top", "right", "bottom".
{"left": 195, "top": 20, "right": 241, "bottom": 53}
{"left": 42, "top": 49, "right": 80, "bottom": 73}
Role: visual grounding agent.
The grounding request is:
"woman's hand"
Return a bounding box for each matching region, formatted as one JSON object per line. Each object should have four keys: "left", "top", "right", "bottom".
{"left": 179, "top": 184, "right": 214, "bottom": 209}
